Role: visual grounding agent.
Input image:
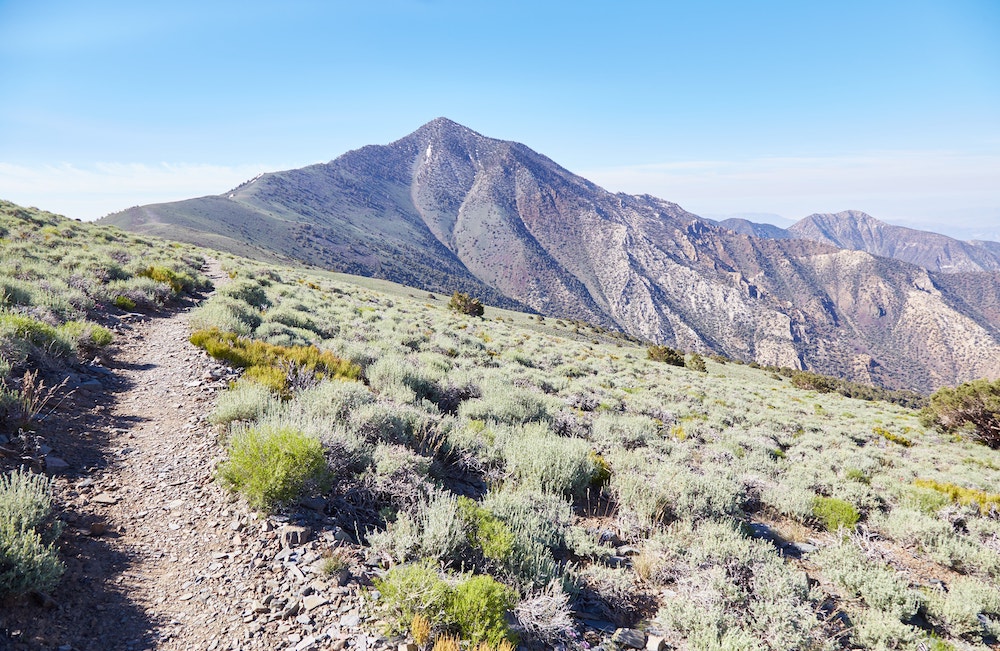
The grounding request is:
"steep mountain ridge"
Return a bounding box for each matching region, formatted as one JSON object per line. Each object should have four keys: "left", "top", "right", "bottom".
{"left": 721, "top": 210, "right": 1000, "bottom": 274}
{"left": 102, "top": 118, "right": 1000, "bottom": 391}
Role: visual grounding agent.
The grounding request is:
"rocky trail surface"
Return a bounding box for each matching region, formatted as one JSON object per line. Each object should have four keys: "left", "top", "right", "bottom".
{"left": 1, "top": 263, "right": 394, "bottom": 651}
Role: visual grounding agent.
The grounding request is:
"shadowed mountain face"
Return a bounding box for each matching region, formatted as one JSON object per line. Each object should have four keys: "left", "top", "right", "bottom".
{"left": 102, "top": 118, "right": 1000, "bottom": 391}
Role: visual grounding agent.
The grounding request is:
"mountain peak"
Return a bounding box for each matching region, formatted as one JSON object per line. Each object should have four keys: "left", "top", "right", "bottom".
{"left": 411, "top": 117, "right": 485, "bottom": 141}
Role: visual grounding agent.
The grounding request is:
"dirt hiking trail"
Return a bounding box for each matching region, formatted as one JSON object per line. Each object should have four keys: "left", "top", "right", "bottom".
{"left": 2, "top": 261, "right": 384, "bottom": 651}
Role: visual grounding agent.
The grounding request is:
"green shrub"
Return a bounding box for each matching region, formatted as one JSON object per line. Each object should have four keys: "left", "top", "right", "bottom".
{"left": 921, "top": 377, "right": 1000, "bottom": 448}
{"left": 137, "top": 264, "right": 197, "bottom": 293}
{"left": 216, "top": 425, "right": 329, "bottom": 512}
{"left": 914, "top": 478, "right": 1000, "bottom": 516}
{"left": 448, "top": 574, "right": 516, "bottom": 645}
{"left": 58, "top": 320, "right": 113, "bottom": 355}
{"left": 448, "top": 291, "right": 484, "bottom": 317}
{"left": 112, "top": 295, "right": 136, "bottom": 310}
{"left": 190, "top": 328, "right": 361, "bottom": 396}
{"left": 0, "top": 312, "right": 72, "bottom": 358}
{"left": 457, "top": 497, "right": 515, "bottom": 561}
{"left": 373, "top": 560, "right": 452, "bottom": 630}
{"left": 811, "top": 495, "right": 860, "bottom": 532}
{"left": 647, "top": 344, "right": 684, "bottom": 366}
{"left": 790, "top": 370, "right": 835, "bottom": 392}
{"left": 872, "top": 425, "right": 913, "bottom": 447}
{"left": 685, "top": 352, "right": 707, "bottom": 373}
{"left": 374, "top": 561, "right": 515, "bottom": 645}
{"left": 0, "top": 468, "right": 64, "bottom": 597}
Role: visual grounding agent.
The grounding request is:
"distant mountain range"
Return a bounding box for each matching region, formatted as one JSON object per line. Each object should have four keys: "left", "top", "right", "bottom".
{"left": 710, "top": 210, "right": 1000, "bottom": 274}
{"left": 102, "top": 118, "right": 1000, "bottom": 392}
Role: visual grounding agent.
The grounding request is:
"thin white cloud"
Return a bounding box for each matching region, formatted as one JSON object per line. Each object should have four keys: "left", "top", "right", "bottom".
{"left": 581, "top": 150, "right": 1000, "bottom": 237}
{"left": 0, "top": 162, "right": 274, "bottom": 221}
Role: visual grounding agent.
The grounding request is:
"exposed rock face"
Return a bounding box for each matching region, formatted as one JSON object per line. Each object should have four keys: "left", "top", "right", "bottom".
{"left": 102, "top": 118, "right": 1000, "bottom": 391}
{"left": 787, "top": 210, "right": 1000, "bottom": 274}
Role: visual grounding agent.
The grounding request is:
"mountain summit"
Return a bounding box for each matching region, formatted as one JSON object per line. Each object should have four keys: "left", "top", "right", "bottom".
{"left": 102, "top": 119, "right": 1000, "bottom": 391}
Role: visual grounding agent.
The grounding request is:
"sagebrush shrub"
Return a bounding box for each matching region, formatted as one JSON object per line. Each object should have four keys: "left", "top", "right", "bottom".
{"left": 209, "top": 380, "right": 281, "bottom": 425}
{"left": 922, "top": 576, "right": 1000, "bottom": 640}
{"left": 503, "top": 423, "right": 595, "bottom": 496}
{"left": 0, "top": 468, "right": 64, "bottom": 597}
{"left": 815, "top": 539, "right": 919, "bottom": 621}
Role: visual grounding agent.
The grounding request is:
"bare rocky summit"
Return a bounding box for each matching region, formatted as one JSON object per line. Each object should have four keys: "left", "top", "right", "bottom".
{"left": 102, "top": 119, "right": 1000, "bottom": 391}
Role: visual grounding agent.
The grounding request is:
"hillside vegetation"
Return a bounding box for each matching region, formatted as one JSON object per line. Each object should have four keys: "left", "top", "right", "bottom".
{"left": 3, "top": 199, "right": 1000, "bottom": 649}
{"left": 190, "top": 253, "right": 1000, "bottom": 650}
{"left": 0, "top": 200, "right": 209, "bottom": 598}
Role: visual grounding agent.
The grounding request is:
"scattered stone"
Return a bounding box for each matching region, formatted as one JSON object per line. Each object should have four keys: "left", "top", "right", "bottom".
{"left": 91, "top": 492, "right": 119, "bottom": 505}
{"left": 340, "top": 613, "right": 361, "bottom": 628}
{"left": 165, "top": 499, "right": 185, "bottom": 510}
{"left": 280, "top": 599, "right": 301, "bottom": 619}
{"left": 45, "top": 455, "right": 70, "bottom": 472}
{"left": 330, "top": 526, "right": 354, "bottom": 543}
{"left": 612, "top": 628, "right": 646, "bottom": 649}
{"left": 179, "top": 593, "right": 194, "bottom": 602}
{"left": 280, "top": 525, "right": 312, "bottom": 548}
{"left": 295, "top": 636, "right": 317, "bottom": 651}
{"left": 300, "top": 496, "right": 326, "bottom": 511}
{"left": 303, "top": 595, "right": 328, "bottom": 611}
{"left": 646, "top": 635, "right": 667, "bottom": 651}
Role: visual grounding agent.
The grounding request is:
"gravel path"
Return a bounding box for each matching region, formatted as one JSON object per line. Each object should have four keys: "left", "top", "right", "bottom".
{"left": 1, "top": 262, "right": 389, "bottom": 651}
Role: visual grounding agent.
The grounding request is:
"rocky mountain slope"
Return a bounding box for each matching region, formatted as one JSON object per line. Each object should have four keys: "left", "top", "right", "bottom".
{"left": 787, "top": 210, "right": 1000, "bottom": 274}
{"left": 102, "top": 119, "right": 1000, "bottom": 391}
{"left": 713, "top": 210, "right": 1000, "bottom": 274}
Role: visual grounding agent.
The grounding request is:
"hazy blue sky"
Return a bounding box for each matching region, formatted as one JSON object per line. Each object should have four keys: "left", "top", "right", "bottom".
{"left": 1, "top": 1, "right": 998, "bottom": 238}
